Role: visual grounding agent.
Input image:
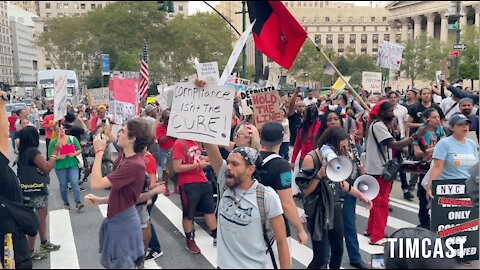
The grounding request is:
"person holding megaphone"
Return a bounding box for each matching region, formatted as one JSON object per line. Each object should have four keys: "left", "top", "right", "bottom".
{"left": 296, "top": 126, "right": 372, "bottom": 269}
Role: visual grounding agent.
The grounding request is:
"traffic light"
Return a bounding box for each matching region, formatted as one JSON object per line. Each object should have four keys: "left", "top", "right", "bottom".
{"left": 157, "top": 1, "right": 174, "bottom": 13}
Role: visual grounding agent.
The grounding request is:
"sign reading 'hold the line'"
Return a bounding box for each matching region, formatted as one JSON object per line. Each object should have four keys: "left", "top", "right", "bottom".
{"left": 167, "top": 82, "right": 234, "bottom": 146}
{"left": 251, "top": 90, "right": 283, "bottom": 130}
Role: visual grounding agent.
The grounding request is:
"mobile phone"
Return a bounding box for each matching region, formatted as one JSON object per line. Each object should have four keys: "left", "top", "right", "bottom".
{"left": 371, "top": 254, "right": 385, "bottom": 269}
{"left": 102, "top": 119, "right": 107, "bottom": 124}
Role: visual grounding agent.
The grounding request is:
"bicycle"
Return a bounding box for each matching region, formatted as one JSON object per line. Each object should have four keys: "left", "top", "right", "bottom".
{"left": 78, "top": 142, "right": 115, "bottom": 185}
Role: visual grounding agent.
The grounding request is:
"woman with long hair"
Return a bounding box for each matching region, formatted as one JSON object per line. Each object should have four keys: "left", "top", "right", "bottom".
{"left": 48, "top": 124, "right": 84, "bottom": 211}
{"left": 291, "top": 105, "right": 320, "bottom": 168}
{"left": 223, "top": 122, "right": 261, "bottom": 152}
{"left": 299, "top": 126, "right": 372, "bottom": 269}
{"left": 413, "top": 108, "right": 446, "bottom": 230}
{"left": 17, "top": 126, "right": 61, "bottom": 260}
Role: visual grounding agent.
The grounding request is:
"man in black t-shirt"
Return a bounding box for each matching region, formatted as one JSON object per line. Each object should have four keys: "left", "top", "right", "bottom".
{"left": 0, "top": 90, "right": 33, "bottom": 269}
{"left": 407, "top": 88, "right": 445, "bottom": 136}
{"left": 259, "top": 122, "right": 308, "bottom": 266}
{"left": 287, "top": 87, "right": 306, "bottom": 147}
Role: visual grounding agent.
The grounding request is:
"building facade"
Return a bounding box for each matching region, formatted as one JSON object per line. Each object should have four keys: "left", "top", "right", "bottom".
{"left": 10, "top": 1, "right": 37, "bottom": 15}
{"left": 0, "top": 1, "right": 14, "bottom": 85}
{"left": 387, "top": 1, "right": 480, "bottom": 43}
{"left": 8, "top": 4, "right": 38, "bottom": 85}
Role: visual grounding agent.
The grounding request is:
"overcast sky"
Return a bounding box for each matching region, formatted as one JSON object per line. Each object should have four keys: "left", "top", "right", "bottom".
{"left": 188, "top": 1, "right": 374, "bottom": 15}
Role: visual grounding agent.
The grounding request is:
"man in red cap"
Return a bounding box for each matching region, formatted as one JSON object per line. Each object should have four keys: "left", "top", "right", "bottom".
{"left": 364, "top": 101, "right": 420, "bottom": 246}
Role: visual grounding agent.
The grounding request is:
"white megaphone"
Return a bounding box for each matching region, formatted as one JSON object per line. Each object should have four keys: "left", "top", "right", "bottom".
{"left": 319, "top": 145, "right": 353, "bottom": 182}
{"left": 353, "top": 175, "right": 380, "bottom": 200}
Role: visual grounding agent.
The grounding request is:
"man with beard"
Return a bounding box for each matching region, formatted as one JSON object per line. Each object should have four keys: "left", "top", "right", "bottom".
{"left": 402, "top": 89, "right": 418, "bottom": 112}
{"left": 459, "top": 98, "right": 479, "bottom": 141}
{"left": 204, "top": 144, "right": 290, "bottom": 269}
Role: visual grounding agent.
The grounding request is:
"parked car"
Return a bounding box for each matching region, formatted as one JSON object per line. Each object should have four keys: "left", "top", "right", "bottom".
{"left": 5, "top": 103, "right": 27, "bottom": 115}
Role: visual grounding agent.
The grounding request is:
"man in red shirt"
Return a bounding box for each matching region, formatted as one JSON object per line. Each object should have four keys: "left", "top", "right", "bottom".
{"left": 172, "top": 139, "right": 217, "bottom": 254}
{"left": 8, "top": 111, "right": 18, "bottom": 153}
{"left": 156, "top": 110, "right": 176, "bottom": 196}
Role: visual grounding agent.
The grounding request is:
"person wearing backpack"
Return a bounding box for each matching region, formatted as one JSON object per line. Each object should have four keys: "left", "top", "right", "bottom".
{"left": 204, "top": 143, "right": 290, "bottom": 269}
{"left": 258, "top": 121, "right": 308, "bottom": 267}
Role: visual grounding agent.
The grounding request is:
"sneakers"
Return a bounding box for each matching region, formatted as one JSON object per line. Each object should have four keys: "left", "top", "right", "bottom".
{"left": 145, "top": 249, "right": 163, "bottom": 261}
{"left": 31, "top": 251, "right": 46, "bottom": 260}
{"left": 40, "top": 241, "right": 61, "bottom": 252}
{"left": 369, "top": 238, "right": 387, "bottom": 246}
{"left": 186, "top": 238, "right": 201, "bottom": 254}
{"left": 76, "top": 202, "right": 84, "bottom": 211}
{"left": 164, "top": 189, "right": 170, "bottom": 197}
{"left": 403, "top": 191, "right": 414, "bottom": 201}
{"left": 64, "top": 203, "right": 71, "bottom": 210}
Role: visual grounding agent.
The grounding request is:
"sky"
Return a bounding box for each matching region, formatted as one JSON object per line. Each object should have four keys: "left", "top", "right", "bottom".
{"left": 188, "top": 1, "right": 374, "bottom": 15}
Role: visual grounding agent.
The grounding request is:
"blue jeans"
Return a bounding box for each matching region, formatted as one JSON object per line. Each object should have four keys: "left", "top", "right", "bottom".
{"left": 9, "top": 131, "right": 16, "bottom": 151}
{"left": 147, "top": 195, "right": 162, "bottom": 252}
{"left": 280, "top": 142, "right": 290, "bottom": 160}
{"left": 55, "top": 167, "right": 81, "bottom": 205}
{"left": 342, "top": 194, "right": 363, "bottom": 264}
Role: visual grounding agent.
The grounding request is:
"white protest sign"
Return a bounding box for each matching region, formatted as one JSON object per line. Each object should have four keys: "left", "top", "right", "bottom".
{"left": 87, "top": 87, "right": 110, "bottom": 106}
{"left": 53, "top": 76, "right": 67, "bottom": 122}
{"left": 218, "top": 20, "right": 255, "bottom": 86}
{"left": 197, "top": 62, "right": 220, "bottom": 84}
{"left": 225, "top": 76, "right": 250, "bottom": 91}
{"left": 376, "top": 41, "right": 404, "bottom": 71}
{"left": 435, "top": 70, "right": 443, "bottom": 86}
{"left": 240, "top": 86, "right": 276, "bottom": 115}
{"left": 362, "top": 72, "right": 382, "bottom": 94}
{"left": 167, "top": 82, "right": 234, "bottom": 146}
{"left": 113, "top": 100, "right": 135, "bottom": 125}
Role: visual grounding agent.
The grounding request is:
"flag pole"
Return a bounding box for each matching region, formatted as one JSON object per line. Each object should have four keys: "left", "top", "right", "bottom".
{"left": 307, "top": 36, "right": 371, "bottom": 112}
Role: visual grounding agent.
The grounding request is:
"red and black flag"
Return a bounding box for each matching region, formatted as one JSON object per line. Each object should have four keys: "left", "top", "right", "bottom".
{"left": 247, "top": 1, "right": 307, "bottom": 70}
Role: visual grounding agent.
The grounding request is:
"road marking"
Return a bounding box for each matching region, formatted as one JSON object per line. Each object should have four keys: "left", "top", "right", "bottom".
{"left": 389, "top": 200, "right": 419, "bottom": 213}
{"left": 389, "top": 197, "right": 420, "bottom": 210}
{"left": 155, "top": 194, "right": 218, "bottom": 268}
{"left": 49, "top": 209, "right": 80, "bottom": 269}
{"left": 356, "top": 206, "right": 416, "bottom": 229}
{"left": 97, "top": 204, "right": 161, "bottom": 269}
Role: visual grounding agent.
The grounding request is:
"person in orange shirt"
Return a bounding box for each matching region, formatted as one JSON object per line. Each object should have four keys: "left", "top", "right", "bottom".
{"left": 42, "top": 113, "right": 55, "bottom": 159}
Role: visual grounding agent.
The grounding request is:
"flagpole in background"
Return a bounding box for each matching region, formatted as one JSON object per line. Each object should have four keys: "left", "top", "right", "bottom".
{"left": 307, "top": 36, "right": 371, "bottom": 112}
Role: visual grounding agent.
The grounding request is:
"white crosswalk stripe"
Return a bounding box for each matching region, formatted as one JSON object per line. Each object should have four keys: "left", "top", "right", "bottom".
{"left": 49, "top": 209, "right": 80, "bottom": 269}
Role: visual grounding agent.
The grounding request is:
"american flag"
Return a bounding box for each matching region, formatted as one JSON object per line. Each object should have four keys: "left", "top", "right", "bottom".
{"left": 138, "top": 40, "right": 149, "bottom": 99}
{"left": 323, "top": 65, "right": 335, "bottom": 76}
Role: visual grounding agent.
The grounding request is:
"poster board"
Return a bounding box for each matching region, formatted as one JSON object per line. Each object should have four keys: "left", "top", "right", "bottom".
{"left": 431, "top": 179, "right": 479, "bottom": 262}
{"left": 197, "top": 62, "right": 220, "bottom": 84}
{"left": 87, "top": 87, "right": 110, "bottom": 107}
{"left": 331, "top": 76, "right": 351, "bottom": 91}
{"left": 251, "top": 90, "right": 283, "bottom": 130}
{"left": 240, "top": 86, "right": 276, "bottom": 115}
{"left": 53, "top": 76, "right": 67, "bottom": 122}
{"left": 362, "top": 72, "right": 382, "bottom": 94}
{"left": 376, "top": 41, "right": 404, "bottom": 71}
{"left": 225, "top": 76, "right": 250, "bottom": 91}
{"left": 167, "top": 82, "right": 234, "bottom": 146}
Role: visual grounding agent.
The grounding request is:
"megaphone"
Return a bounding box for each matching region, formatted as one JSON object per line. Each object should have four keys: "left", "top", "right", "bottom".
{"left": 353, "top": 175, "right": 380, "bottom": 200}
{"left": 320, "top": 145, "right": 353, "bottom": 182}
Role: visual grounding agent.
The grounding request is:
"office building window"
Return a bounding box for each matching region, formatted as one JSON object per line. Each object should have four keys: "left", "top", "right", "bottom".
{"left": 297, "top": 1, "right": 301, "bottom": 7}
{"left": 363, "top": 26, "right": 366, "bottom": 31}
{"left": 314, "top": 34, "right": 321, "bottom": 44}
{"left": 98, "top": 4, "right": 102, "bottom": 8}
{"left": 325, "top": 17, "right": 330, "bottom": 22}
{"left": 43, "top": 25, "right": 48, "bottom": 32}
{"left": 326, "top": 34, "right": 333, "bottom": 44}
{"left": 314, "top": 2, "right": 318, "bottom": 6}
{"left": 91, "top": 4, "right": 96, "bottom": 9}
{"left": 374, "top": 26, "right": 378, "bottom": 31}
{"left": 338, "top": 34, "right": 344, "bottom": 44}
{"left": 396, "top": 34, "right": 401, "bottom": 42}
{"left": 382, "top": 17, "right": 387, "bottom": 22}
{"left": 350, "top": 34, "right": 356, "bottom": 43}
{"left": 45, "top": 3, "right": 50, "bottom": 9}
{"left": 63, "top": 3, "right": 69, "bottom": 9}
{"left": 57, "top": 3, "right": 62, "bottom": 9}
{"left": 74, "top": 3, "right": 79, "bottom": 9}
{"left": 361, "top": 34, "right": 367, "bottom": 43}
{"left": 285, "top": 2, "right": 288, "bottom": 7}
{"left": 309, "top": 2, "right": 312, "bottom": 6}
{"left": 384, "top": 34, "right": 390, "bottom": 41}
{"left": 179, "top": 5, "right": 183, "bottom": 11}
{"left": 371, "top": 17, "right": 375, "bottom": 22}
{"left": 81, "top": 4, "right": 86, "bottom": 9}
{"left": 320, "top": 2, "right": 323, "bottom": 7}
{"left": 373, "top": 34, "right": 379, "bottom": 43}
{"left": 328, "top": 26, "right": 331, "bottom": 32}
{"left": 340, "top": 26, "right": 343, "bottom": 31}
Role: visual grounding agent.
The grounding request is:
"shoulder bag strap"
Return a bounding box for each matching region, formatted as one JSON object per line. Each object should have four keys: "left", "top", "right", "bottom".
{"left": 256, "top": 183, "right": 278, "bottom": 269}
{"left": 445, "top": 102, "right": 458, "bottom": 116}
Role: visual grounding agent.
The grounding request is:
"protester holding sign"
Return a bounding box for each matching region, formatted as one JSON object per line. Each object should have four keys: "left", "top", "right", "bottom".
{"left": 426, "top": 114, "right": 479, "bottom": 200}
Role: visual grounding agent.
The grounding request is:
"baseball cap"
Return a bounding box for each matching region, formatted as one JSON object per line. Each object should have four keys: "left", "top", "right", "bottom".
{"left": 459, "top": 98, "right": 474, "bottom": 106}
{"left": 145, "top": 104, "right": 156, "bottom": 114}
{"left": 260, "top": 121, "right": 284, "bottom": 147}
{"left": 449, "top": 113, "right": 471, "bottom": 126}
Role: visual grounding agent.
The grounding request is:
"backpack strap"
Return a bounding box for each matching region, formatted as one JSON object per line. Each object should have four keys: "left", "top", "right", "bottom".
{"left": 178, "top": 139, "right": 189, "bottom": 163}
{"left": 261, "top": 153, "right": 282, "bottom": 166}
{"left": 256, "top": 182, "right": 278, "bottom": 269}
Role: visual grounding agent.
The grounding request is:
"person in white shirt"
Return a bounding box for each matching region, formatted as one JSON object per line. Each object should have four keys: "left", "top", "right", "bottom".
{"left": 303, "top": 89, "right": 318, "bottom": 107}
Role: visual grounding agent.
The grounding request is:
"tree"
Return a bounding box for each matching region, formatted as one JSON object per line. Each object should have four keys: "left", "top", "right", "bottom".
{"left": 401, "top": 34, "right": 442, "bottom": 87}
{"left": 459, "top": 25, "right": 479, "bottom": 86}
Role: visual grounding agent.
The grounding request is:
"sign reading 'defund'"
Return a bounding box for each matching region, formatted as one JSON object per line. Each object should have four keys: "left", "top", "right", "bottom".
{"left": 167, "top": 82, "right": 234, "bottom": 146}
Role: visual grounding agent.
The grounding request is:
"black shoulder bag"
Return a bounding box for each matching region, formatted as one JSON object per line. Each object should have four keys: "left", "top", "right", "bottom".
{"left": 371, "top": 122, "right": 401, "bottom": 181}
{"left": 0, "top": 195, "right": 39, "bottom": 237}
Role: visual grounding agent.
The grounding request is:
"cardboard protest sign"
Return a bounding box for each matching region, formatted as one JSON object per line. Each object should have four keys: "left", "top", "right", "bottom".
{"left": 111, "top": 77, "right": 137, "bottom": 125}
{"left": 218, "top": 21, "right": 255, "bottom": 86}
{"left": 225, "top": 76, "right": 250, "bottom": 91}
{"left": 240, "top": 86, "right": 276, "bottom": 115}
{"left": 53, "top": 76, "right": 67, "bottom": 122}
{"left": 332, "top": 76, "right": 351, "bottom": 91}
{"left": 197, "top": 62, "right": 219, "bottom": 84}
{"left": 87, "top": 87, "right": 110, "bottom": 107}
{"left": 362, "top": 72, "right": 382, "bottom": 94}
{"left": 439, "top": 60, "right": 450, "bottom": 79}
{"left": 431, "top": 179, "right": 479, "bottom": 262}
{"left": 376, "top": 41, "right": 404, "bottom": 71}
{"left": 251, "top": 90, "right": 283, "bottom": 129}
{"left": 167, "top": 82, "right": 234, "bottom": 146}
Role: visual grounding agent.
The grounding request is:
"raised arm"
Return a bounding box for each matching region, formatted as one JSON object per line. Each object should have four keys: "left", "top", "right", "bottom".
{"left": 287, "top": 87, "right": 301, "bottom": 116}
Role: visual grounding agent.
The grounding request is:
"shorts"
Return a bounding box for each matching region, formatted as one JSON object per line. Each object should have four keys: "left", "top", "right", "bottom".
{"left": 135, "top": 204, "right": 149, "bottom": 229}
{"left": 24, "top": 195, "right": 48, "bottom": 209}
{"left": 156, "top": 149, "right": 169, "bottom": 170}
{"left": 180, "top": 182, "right": 215, "bottom": 220}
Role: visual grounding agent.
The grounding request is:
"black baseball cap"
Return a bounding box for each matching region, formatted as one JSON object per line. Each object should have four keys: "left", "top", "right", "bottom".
{"left": 449, "top": 113, "right": 471, "bottom": 126}
{"left": 260, "top": 121, "right": 284, "bottom": 147}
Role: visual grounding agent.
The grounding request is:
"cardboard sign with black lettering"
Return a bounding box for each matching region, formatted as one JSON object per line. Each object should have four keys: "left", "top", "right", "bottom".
{"left": 431, "top": 179, "right": 479, "bottom": 261}
{"left": 167, "top": 82, "right": 234, "bottom": 146}
{"left": 251, "top": 90, "right": 283, "bottom": 130}
{"left": 240, "top": 86, "right": 276, "bottom": 115}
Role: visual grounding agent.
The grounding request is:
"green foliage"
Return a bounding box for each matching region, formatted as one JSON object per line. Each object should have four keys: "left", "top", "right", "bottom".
{"left": 35, "top": 1, "right": 233, "bottom": 88}
{"left": 459, "top": 25, "right": 479, "bottom": 81}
